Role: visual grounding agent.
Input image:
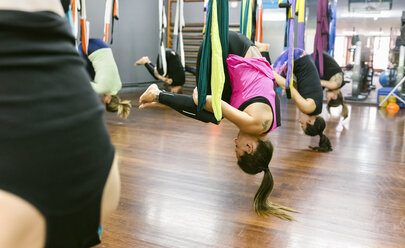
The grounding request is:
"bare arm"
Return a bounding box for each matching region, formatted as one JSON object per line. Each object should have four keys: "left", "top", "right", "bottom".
{"left": 193, "top": 89, "right": 263, "bottom": 135}
{"left": 153, "top": 68, "right": 173, "bottom": 84}
{"left": 291, "top": 89, "right": 316, "bottom": 114}
{"left": 321, "top": 72, "right": 343, "bottom": 90}
{"left": 273, "top": 73, "right": 316, "bottom": 114}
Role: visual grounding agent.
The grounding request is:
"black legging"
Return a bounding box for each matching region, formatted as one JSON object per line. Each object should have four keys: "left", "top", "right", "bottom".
{"left": 145, "top": 62, "right": 159, "bottom": 80}
{"left": 158, "top": 91, "right": 219, "bottom": 124}
{"left": 185, "top": 65, "right": 196, "bottom": 75}
{"left": 146, "top": 63, "right": 196, "bottom": 79}
{"left": 145, "top": 62, "right": 195, "bottom": 86}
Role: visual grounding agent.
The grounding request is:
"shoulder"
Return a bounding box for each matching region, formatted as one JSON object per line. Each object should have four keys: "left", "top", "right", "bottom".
{"left": 242, "top": 103, "right": 274, "bottom": 134}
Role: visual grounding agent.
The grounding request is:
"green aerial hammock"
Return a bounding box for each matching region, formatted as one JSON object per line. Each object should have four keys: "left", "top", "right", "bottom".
{"left": 197, "top": 0, "right": 228, "bottom": 121}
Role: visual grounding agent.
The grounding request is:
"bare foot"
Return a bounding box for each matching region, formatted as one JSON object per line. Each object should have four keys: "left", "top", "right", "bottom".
{"left": 139, "top": 84, "right": 161, "bottom": 104}
{"left": 134, "top": 56, "right": 151, "bottom": 66}
{"left": 139, "top": 102, "right": 168, "bottom": 109}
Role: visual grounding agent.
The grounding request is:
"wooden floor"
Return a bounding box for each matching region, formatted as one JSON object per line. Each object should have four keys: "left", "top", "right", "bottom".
{"left": 97, "top": 87, "right": 405, "bottom": 248}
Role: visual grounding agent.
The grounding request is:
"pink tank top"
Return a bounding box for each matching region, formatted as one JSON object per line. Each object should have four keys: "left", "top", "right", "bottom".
{"left": 227, "top": 54, "right": 280, "bottom": 134}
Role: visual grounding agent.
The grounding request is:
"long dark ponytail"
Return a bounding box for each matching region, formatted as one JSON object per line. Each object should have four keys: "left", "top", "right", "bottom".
{"left": 238, "top": 140, "right": 298, "bottom": 220}
{"left": 304, "top": 117, "right": 332, "bottom": 152}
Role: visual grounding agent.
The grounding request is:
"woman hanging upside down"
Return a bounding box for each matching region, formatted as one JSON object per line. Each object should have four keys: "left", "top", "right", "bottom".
{"left": 273, "top": 48, "right": 333, "bottom": 152}
{"left": 134, "top": 48, "right": 196, "bottom": 94}
{"left": 139, "top": 31, "right": 297, "bottom": 220}
{"left": 312, "top": 51, "right": 348, "bottom": 119}
{"left": 79, "top": 38, "right": 132, "bottom": 119}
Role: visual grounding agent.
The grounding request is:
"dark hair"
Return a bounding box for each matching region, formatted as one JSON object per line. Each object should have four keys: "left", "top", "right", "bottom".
{"left": 106, "top": 95, "right": 132, "bottom": 119}
{"left": 327, "top": 91, "right": 348, "bottom": 119}
{"left": 237, "top": 139, "right": 298, "bottom": 220}
{"left": 304, "top": 117, "right": 332, "bottom": 152}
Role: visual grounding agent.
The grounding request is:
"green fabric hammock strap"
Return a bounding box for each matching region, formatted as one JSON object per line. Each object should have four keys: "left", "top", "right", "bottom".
{"left": 197, "top": 0, "right": 229, "bottom": 121}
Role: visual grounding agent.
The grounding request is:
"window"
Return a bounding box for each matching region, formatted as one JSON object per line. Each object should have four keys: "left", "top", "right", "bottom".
{"left": 334, "top": 36, "right": 347, "bottom": 66}
{"left": 373, "top": 36, "right": 390, "bottom": 70}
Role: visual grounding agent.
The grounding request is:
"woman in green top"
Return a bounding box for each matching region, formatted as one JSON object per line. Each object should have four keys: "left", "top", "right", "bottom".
{"left": 79, "top": 38, "right": 131, "bottom": 119}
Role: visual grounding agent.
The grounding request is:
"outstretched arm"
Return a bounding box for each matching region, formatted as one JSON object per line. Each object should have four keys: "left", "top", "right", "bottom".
{"left": 320, "top": 72, "right": 343, "bottom": 90}
{"left": 138, "top": 57, "right": 173, "bottom": 85}
{"left": 273, "top": 73, "right": 316, "bottom": 115}
{"left": 192, "top": 89, "right": 263, "bottom": 135}
{"left": 153, "top": 68, "right": 173, "bottom": 85}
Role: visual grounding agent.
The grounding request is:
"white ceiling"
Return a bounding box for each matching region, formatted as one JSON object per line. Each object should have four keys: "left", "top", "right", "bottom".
{"left": 335, "top": 0, "right": 404, "bottom": 36}
{"left": 310, "top": 0, "right": 404, "bottom": 36}
{"left": 263, "top": 0, "right": 404, "bottom": 36}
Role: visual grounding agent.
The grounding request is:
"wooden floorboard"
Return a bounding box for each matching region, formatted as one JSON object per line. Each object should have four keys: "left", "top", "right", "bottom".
{"left": 96, "top": 88, "right": 405, "bottom": 248}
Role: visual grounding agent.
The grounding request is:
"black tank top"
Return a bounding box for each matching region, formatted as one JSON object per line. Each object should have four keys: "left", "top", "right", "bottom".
{"left": 294, "top": 55, "right": 323, "bottom": 115}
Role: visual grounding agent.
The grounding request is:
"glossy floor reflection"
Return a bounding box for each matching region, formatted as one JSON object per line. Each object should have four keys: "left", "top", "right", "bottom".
{"left": 97, "top": 88, "right": 405, "bottom": 248}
